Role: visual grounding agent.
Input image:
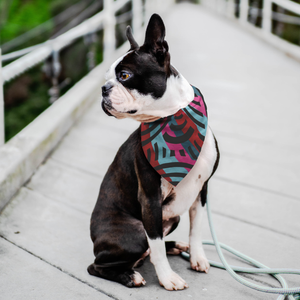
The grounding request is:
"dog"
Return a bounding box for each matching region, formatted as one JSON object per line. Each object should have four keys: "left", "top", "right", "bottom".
{"left": 88, "top": 13, "right": 220, "bottom": 291}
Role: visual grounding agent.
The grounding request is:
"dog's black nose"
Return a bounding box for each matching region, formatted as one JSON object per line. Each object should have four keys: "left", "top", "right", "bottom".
{"left": 102, "top": 83, "right": 113, "bottom": 96}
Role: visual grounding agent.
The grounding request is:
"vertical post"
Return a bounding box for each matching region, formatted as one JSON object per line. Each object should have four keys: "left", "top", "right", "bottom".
{"left": 47, "top": 50, "right": 62, "bottom": 104}
{"left": 239, "top": 0, "right": 249, "bottom": 24}
{"left": 132, "top": 0, "right": 142, "bottom": 35}
{"left": 103, "top": 0, "right": 115, "bottom": 62}
{"left": 226, "top": 0, "right": 236, "bottom": 18}
{"left": 262, "top": 0, "right": 272, "bottom": 35}
{"left": 0, "top": 49, "right": 5, "bottom": 145}
{"left": 85, "top": 32, "right": 97, "bottom": 71}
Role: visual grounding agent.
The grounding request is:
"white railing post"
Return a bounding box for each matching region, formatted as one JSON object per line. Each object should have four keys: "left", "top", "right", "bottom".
{"left": 132, "top": 0, "right": 143, "bottom": 35}
{"left": 226, "top": 0, "right": 236, "bottom": 18}
{"left": 262, "top": 0, "right": 272, "bottom": 35}
{"left": 239, "top": 0, "right": 249, "bottom": 24}
{"left": 103, "top": 0, "right": 115, "bottom": 62}
{"left": 0, "top": 49, "right": 5, "bottom": 146}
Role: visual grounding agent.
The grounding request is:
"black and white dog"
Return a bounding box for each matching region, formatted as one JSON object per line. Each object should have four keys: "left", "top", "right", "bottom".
{"left": 88, "top": 14, "right": 220, "bottom": 290}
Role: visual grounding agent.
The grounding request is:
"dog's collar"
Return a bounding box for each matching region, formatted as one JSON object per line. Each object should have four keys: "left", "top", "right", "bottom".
{"left": 141, "top": 85, "right": 208, "bottom": 186}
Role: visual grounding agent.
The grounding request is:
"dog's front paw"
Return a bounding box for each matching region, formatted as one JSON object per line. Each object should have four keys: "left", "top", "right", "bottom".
{"left": 190, "top": 253, "right": 210, "bottom": 273}
{"left": 158, "top": 271, "right": 188, "bottom": 291}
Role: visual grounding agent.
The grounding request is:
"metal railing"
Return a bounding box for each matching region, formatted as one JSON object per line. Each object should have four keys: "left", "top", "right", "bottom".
{"left": 3, "top": 0, "right": 298, "bottom": 148}
{"left": 0, "top": 52, "right": 4, "bottom": 145}
{"left": 200, "top": 0, "right": 300, "bottom": 60}
{"left": 0, "top": 0, "right": 175, "bottom": 146}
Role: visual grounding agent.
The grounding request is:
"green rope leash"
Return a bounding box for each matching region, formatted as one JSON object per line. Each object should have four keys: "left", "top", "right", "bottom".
{"left": 181, "top": 195, "right": 300, "bottom": 300}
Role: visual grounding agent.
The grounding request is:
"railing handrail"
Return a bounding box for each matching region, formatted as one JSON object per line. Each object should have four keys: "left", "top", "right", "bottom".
{"left": 0, "top": 49, "right": 4, "bottom": 145}
{"left": 3, "top": 0, "right": 299, "bottom": 87}
{"left": 2, "top": 5, "right": 101, "bottom": 82}
{"left": 0, "top": 0, "right": 176, "bottom": 146}
{"left": 201, "top": 0, "right": 300, "bottom": 62}
{"left": 0, "top": 0, "right": 176, "bottom": 209}
{"left": 1, "top": 0, "right": 142, "bottom": 84}
{"left": 0, "top": 0, "right": 91, "bottom": 54}
{"left": 273, "top": 0, "right": 300, "bottom": 15}
{"left": 0, "top": 0, "right": 138, "bottom": 145}
{"left": 3, "top": 8, "right": 105, "bottom": 82}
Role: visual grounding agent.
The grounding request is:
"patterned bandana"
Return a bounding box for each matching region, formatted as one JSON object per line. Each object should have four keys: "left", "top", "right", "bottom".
{"left": 141, "top": 85, "right": 208, "bottom": 186}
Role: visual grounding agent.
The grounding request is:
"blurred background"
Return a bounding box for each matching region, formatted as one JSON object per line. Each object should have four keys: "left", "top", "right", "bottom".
{"left": 0, "top": 0, "right": 300, "bottom": 141}
{"left": 1, "top": 0, "right": 131, "bottom": 141}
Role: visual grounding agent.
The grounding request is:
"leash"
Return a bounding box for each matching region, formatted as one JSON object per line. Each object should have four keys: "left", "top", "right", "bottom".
{"left": 180, "top": 195, "right": 300, "bottom": 300}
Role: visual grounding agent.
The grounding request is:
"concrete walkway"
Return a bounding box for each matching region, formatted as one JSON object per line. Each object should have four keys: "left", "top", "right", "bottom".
{"left": 1, "top": 3, "right": 300, "bottom": 299}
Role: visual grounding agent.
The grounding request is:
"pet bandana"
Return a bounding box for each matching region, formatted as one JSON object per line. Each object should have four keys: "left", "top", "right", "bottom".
{"left": 141, "top": 85, "right": 208, "bottom": 186}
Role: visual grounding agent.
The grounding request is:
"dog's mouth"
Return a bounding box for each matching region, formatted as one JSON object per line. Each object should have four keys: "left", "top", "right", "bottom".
{"left": 126, "top": 110, "right": 137, "bottom": 114}
{"left": 101, "top": 99, "right": 140, "bottom": 119}
{"left": 101, "top": 100, "right": 114, "bottom": 117}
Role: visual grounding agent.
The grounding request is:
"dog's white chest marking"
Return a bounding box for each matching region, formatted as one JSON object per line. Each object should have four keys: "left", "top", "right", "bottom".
{"left": 146, "top": 128, "right": 217, "bottom": 289}
{"left": 162, "top": 126, "right": 217, "bottom": 220}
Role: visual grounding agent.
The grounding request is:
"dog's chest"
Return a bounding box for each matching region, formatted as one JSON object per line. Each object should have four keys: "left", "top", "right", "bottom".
{"left": 160, "top": 127, "right": 217, "bottom": 219}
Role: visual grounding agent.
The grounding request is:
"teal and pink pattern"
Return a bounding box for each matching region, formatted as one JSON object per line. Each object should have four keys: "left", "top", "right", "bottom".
{"left": 141, "top": 85, "right": 208, "bottom": 186}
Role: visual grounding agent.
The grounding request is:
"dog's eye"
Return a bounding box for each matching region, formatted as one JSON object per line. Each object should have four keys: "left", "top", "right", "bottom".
{"left": 119, "top": 72, "right": 130, "bottom": 81}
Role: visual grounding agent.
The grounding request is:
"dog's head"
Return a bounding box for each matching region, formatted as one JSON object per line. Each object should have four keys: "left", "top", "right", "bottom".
{"left": 101, "top": 14, "right": 193, "bottom": 122}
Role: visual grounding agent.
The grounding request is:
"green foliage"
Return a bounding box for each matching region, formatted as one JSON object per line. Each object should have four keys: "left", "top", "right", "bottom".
{"left": 4, "top": 64, "right": 51, "bottom": 141}
{"left": 0, "top": 0, "right": 52, "bottom": 44}
{"left": 281, "top": 23, "right": 300, "bottom": 45}
{"left": 1, "top": 0, "right": 104, "bottom": 141}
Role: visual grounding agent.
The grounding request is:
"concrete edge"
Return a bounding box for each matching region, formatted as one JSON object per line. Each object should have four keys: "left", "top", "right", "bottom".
{"left": 0, "top": 43, "right": 129, "bottom": 212}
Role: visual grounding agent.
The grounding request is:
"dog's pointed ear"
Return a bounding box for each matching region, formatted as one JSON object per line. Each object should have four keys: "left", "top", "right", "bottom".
{"left": 126, "top": 26, "right": 139, "bottom": 50}
{"left": 144, "top": 14, "right": 169, "bottom": 64}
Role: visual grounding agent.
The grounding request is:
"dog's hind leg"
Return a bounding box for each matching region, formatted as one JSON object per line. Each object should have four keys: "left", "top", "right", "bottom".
{"left": 87, "top": 263, "right": 146, "bottom": 287}
{"left": 89, "top": 213, "right": 148, "bottom": 287}
{"left": 88, "top": 246, "right": 147, "bottom": 287}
